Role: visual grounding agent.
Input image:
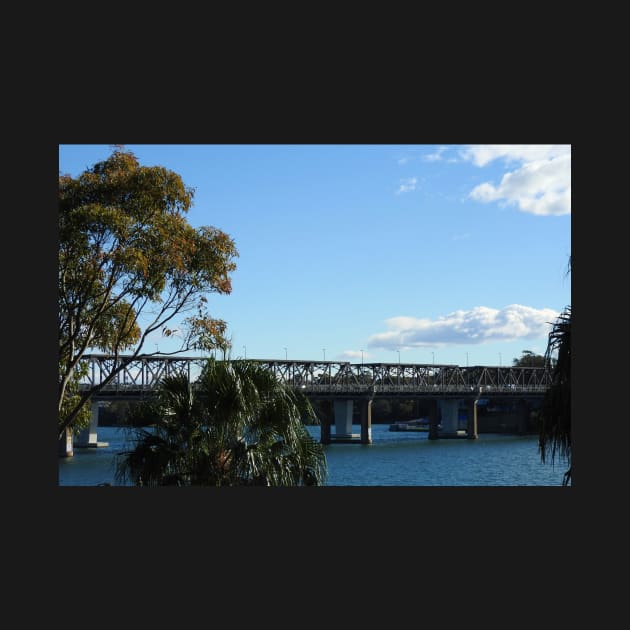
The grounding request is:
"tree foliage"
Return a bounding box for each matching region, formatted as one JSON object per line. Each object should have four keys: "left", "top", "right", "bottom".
{"left": 512, "top": 350, "right": 547, "bottom": 368}
{"left": 538, "top": 257, "right": 571, "bottom": 485}
{"left": 115, "top": 359, "right": 328, "bottom": 486}
{"left": 58, "top": 359, "right": 91, "bottom": 434}
{"left": 538, "top": 305, "right": 571, "bottom": 484}
{"left": 58, "top": 147, "right": 238, "bottom": 439}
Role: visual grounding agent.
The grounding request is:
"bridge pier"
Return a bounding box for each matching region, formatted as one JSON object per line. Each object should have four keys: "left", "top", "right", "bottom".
{"left": 429, "top": 399, "right": 469, "bottom": 439}
{"left": 333, "top": 400, "right": 354, "bottom": 439}
{"left": 74, "top": 401, "right": 109, "bottom": 449}
{"left": 75, "top": 400, "right": 100, "bottom": 448}
{"left": 428, "top": 399, "right": 439, "bottom": 440}
{"left": 58, "top": 426, "right": 74, "bottom": 458}
{"left": 467, "top": 398, "right": 478, "bottom": 439}
{"left": 317, "top": 398, "right": 372, "bottom": 444}
{"left": 516, "top": 399, "right": 529, "bottom": 435}
{"left": 438, "top": 399, "right": 460, "bottom": 435}
{"left": 316, "top": 400, "right": 333, "bottom": 444}
{"left": 320, "top": 417, "right": 331, "bottom": 444}
{"left": 359, "top": 398, "right": 372, "bottom": 444}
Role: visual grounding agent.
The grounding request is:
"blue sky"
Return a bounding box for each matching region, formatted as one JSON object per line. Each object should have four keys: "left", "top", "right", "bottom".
{"left": 58, "top": 144, "right": 571, "bottom": 367}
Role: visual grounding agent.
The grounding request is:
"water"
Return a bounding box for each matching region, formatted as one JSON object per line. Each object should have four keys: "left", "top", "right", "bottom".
{"left": 57, "top": 424, "right": 569, "bottom": 486}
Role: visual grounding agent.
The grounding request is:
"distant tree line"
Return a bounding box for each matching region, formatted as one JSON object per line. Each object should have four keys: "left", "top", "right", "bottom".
{"left": 512, "top": 350, "right": 547, "bottom": 368}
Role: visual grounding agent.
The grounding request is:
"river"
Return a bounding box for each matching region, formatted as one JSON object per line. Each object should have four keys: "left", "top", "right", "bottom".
{"left": 57, "top": 424, "right": 569, "bottom": 486}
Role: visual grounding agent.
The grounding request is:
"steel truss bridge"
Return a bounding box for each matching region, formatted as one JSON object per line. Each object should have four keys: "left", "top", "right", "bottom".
{"left": 79, "top": 354, "right": 552, "bottom": 399}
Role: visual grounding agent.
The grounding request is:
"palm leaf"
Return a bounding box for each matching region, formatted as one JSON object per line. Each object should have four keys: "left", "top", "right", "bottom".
{"left": 115, "top": 358, "right": 327, "bottom": 486}
{"left": 538, "top": 304, "right": 571, "bottom": 485}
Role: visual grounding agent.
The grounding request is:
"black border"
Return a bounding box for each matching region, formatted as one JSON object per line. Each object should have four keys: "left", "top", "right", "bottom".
{"left": 23, "top": 87, "right": 595, "bottom": 602}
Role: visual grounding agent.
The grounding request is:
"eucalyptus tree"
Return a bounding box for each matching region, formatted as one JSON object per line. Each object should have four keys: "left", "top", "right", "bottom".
{"left": 115, "top": 359, "right": 328, "bottom": 486}
{"left": 512, "top": 350, "right": 546, "bottom": 368}
{"left": 58, "top": 147, "right": 238, "bottom": 440}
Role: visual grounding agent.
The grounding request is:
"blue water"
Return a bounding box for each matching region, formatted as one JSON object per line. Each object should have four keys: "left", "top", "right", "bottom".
{"left": 57, "top": 424, "right": 570, "bottom": 486}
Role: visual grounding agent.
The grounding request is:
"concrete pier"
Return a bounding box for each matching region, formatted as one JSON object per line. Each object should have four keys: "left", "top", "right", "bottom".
{"left": 58, "top": 426, "right": 74, "bottom": 458}
{"left": 74, "top": 400, "right": 109, "bottom": 448}
{"left": 468, "top": 398, "right": 478, "bottom": 439}
{"left": 438, "top": 399, "right": 459, "bottom": 434}
{"left": 428, "top": 398, "right": 472, "bottom": 440}
{"left": 320, "top": 415, "right": 331, "bottom": 444}
{"left": 333, "top": 400, "right": 353, "bottom": 439}
{"left": 359, "top": 398, "right": 372, "bottom": 445}
{"left": 75, "top": 400, "right": 99, "bottom": 447}
{"left": 318, "top": 398, "right": 372, "bottom": 444}
{"left": 428, "top": 399, "right": 440, "bottom": 440}
{"left": 516, "top": 399, "right": 530, "bottom": 435}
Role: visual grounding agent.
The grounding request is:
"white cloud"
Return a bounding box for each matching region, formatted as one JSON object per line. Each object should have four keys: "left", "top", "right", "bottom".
{"left": 397, "top": 156, "right": 412, "bottom": 165}
{"left": 338, "top": 350, "right": 370, "bottom": 360}
{"left": 367, "top": 304, "right": 559, "bottom": 350}
{"left": 396, "top": 176, "right": 417, "bottom": 194}
{"left": 460, "top": 144, "right": 570, "bottom": 167}
{"left": 423, "top": 146, "right": 448, "bottom": 162}
{"left": 462, "top": 145, "right": 571, "bottom": 216}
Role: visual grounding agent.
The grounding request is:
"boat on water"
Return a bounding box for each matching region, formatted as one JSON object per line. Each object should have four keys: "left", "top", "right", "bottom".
{"left": 388, "top": 418, "right": 437, "bottom": 432}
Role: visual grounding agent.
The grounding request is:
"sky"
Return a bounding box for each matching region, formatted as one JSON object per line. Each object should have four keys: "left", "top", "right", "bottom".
{"left": 58, "top": 144, "right": 571, "bottom": 368}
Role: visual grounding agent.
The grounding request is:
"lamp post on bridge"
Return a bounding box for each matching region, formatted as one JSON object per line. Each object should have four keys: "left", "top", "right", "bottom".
{"left": 284, "top": 347, "right": 287, "bottom": 361}
{"left": 243, "top": 345, "right": 247, "bottom": 359}
{"left": 498, "top": 352, "right": 502, "bottom": 387}
{"left": 323, "top": 348, "right": 326, "bottom": 361}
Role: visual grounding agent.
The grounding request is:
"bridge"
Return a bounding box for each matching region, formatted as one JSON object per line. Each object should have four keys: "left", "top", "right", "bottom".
{"left": 79, "top": 354, "right": 552, "bottom": 398}
{"left": 64, "top": 354, "right": 552, "bottom": 454}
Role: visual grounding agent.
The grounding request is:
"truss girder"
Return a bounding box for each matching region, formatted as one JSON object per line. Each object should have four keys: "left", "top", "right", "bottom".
{"left": 79, "top": 355, "right": 552, "bottom": 397}
{"left": 79, "top": 355, "right": 205, "bottom": 392}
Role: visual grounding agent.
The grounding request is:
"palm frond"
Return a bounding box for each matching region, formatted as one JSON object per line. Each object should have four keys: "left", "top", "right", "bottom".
{"left": 115, "top": 358, "right": 328, "bottom": 486}
{"left": 538, "top": 305, "right": 571, "bottom": 485}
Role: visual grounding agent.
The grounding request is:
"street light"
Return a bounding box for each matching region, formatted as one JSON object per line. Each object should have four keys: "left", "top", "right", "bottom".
{"left": 498, "top": 352, "right": 502, "bottom": 386}
{"left": 243, "top": 345, "right": 247, "bottom": 359}
{"left": 431, "top": 352, "right": 435, "bottom": 365}
{"left": 361, "top": 349, "right": 364, "bottom": 366}
{"left": 323, "top": 348, "right": 326, "bottom": 361}
{"left": 466, "top": 352, "right": 469, "bottom": 367}
{"left": 284, "top": 347, "right": 287, "bottom": 360}
{"left": 396, "top": 349, "right": 400, "bottom": 364}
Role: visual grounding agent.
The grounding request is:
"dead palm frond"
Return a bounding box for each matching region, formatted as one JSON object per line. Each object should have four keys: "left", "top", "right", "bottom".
{"left": 538, "top": 304, "right": 571, "bottom": 485}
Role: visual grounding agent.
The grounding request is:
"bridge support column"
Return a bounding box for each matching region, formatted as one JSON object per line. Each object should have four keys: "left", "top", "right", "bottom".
{"left": 319, "top": 401, "right": 332, "bottom": 444}
{"left": 438, "top": 399, "right": 461, "bottom": 436}
{"left": 75, "top": 400, "right": 100, "bottom": 448}
{"left": 428, "top": 399, "right": 440, "bottom": 440}
{"left": 359, "top": 399, "right": 372, "bottom": 444}
{"left": 468, "top": 400, "right": 479, "bottom": 440}
{"left": 517, "top": 399, "right": 529, "bottom": 435}
{"left": 58, "top": 426, "right": 74, "bottom": 458}
{"left": 333, "top": 400, "right": 353, "bottom": 438}
{"left": 320, "top": 418, "right": 331, "bottom": 444}
{"left": 467, "top": 399, "right": 478, "bottom": 439}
